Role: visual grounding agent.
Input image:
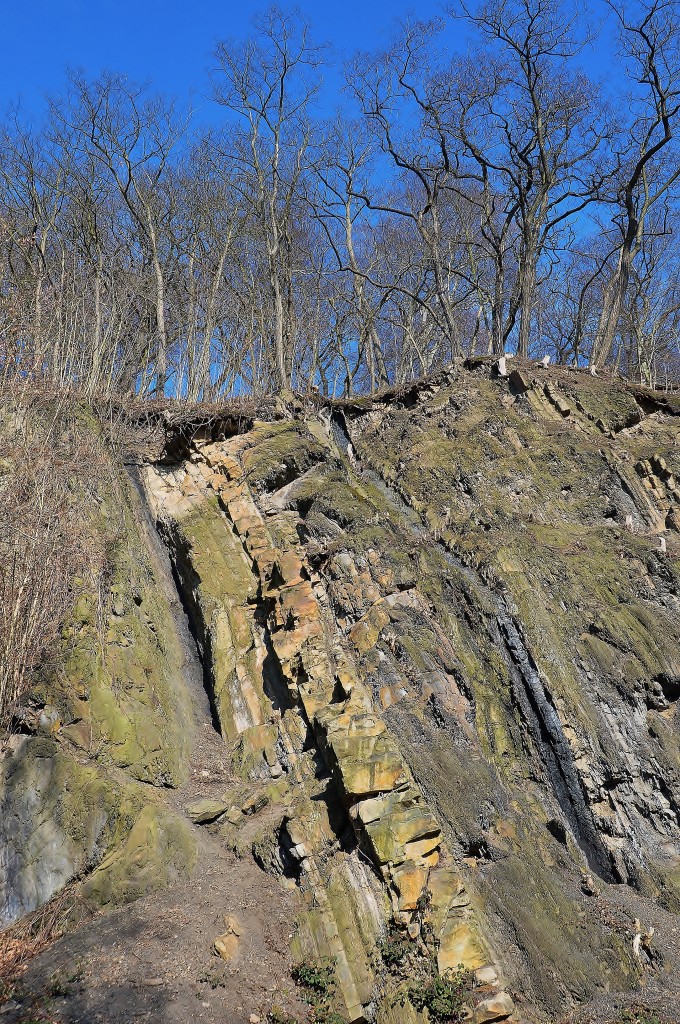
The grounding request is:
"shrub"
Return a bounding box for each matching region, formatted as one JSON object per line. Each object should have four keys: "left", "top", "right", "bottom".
{"left": 0, "top": 394, "right": 112, "bottom": 736}
{"left": 408, "top": 964, "right": 472, "bottom": 1024}
{"left": 378, "top": 926, "right": 413, "bottom": 972}
{"left": 619, "top": 1008, "right": 675, "bottom": 1024}
{"left": 291, "top": 959, "right": 335, "bottom": 997}
{"left": 268, "top": 1008, "right": 299, "bottom": 1024}
{"left": 291, "top": 959, "right": 343, "bottom": 1023}
{"left": 47, "top": 960, "right": 84, "bottom": 998}
{"left": 197, "top": 968, "right": 227, "bottom": 990}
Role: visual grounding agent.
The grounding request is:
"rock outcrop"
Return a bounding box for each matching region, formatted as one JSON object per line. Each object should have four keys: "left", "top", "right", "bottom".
{"left": 0, "top": 453, "right": 197, "bottom": 927}
{"left": 145, "top": 423, "right": 506, "bottom": 1021}
{"left": 142, "top": 361, "right": 680, "bottom": 1021}
{"left": 2, "top": 361, "right": 680, "bottom": 1024}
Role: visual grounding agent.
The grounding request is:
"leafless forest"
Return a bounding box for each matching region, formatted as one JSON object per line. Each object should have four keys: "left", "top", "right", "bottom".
{"left": 1, "top": 0, "right": 679, "bottom": 399}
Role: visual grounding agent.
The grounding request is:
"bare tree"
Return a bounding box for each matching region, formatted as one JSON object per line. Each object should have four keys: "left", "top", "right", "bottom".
{"left": 452, "top": 0, "right": 609, "bottom": 357}
{"left": 590, "top": 0, "right": 680, "bottom": 367}
{"left": 0, "top": 118, "right": 68, "bottom": 378}
{"left": 617, "top": 205, "right": 680, "bottom": 383}
{"left": 348, "top": 21, "right": 476, "bottom": 359}
{"left": 171, "top": 135, "right": 251, "bottom": 400}
{"left": 0, "top": 0, "right": 679, "bottom": 397}
{"left": 310, "top": 119, "right": 390, "bottom": 391}
{"left": 212, "top": 7, "right": 324, "bottom": 390}
{"left": 51, "top": 73, "right": 187, "bottom": 394}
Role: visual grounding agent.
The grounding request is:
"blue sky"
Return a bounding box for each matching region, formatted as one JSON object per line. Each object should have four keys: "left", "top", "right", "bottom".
{"left": 0, "top": 0, "right": 620, "bottom": 124}
{"left": 0, "top": 0, "right": 424, "bottom": 119}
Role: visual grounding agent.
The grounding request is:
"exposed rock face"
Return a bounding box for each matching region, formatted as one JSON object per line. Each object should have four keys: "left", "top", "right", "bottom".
{"left": 2, "top": 362, "right": 679, "bottom": 1023}
{"left": 142, "top": 362, "right": 680, "bottom": 1021}
{"left": 1, "top": 740, "right": 118, "bottom": 924}
{"left": 339, "top": 364, "right": 680, "bottom": 1014}
{"left": 0, "top": 461, "right": 197, "bottom": 927}
{"left": 145, "top": 437, "right": 501, "bottom": 1022}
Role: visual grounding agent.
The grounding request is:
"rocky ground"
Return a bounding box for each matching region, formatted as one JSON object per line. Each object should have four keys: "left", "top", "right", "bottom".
{"left": 3, "top": 838, "right": 304, "bottom": 1024}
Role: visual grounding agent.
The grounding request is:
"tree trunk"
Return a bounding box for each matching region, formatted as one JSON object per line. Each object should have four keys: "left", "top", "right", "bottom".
{"left": 90, "top": 256, "right": 104, "bottom": 394}
{"left": 591, "top": 246, "right": 633, "bottom": 368}
{"left": 145, "top": 214, "right": 168, "bottom": 396}
{"left": 151, "top": 253, "right": 167, "bottom": 394}
{"left": 491, "top": 259, "right": 505, "bottom": 356}
{"left": 517, "top": 247, "right": 538, "bottom": 358}
{"left": 197, "top": 236, "right": 233, "bottom": 400}
{"left": 424, "top": 205, "right": 459, "bottom": 358}
{"left": 345, "top": 203, "right": 388, "bottom": 390}
{"left": 270, "top": 257, "right": 287, "bottom": 389}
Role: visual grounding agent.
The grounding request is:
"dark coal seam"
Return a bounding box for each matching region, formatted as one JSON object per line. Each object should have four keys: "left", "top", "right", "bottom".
{"left": 497, "top": 613, "right": 615, "bottom": 881}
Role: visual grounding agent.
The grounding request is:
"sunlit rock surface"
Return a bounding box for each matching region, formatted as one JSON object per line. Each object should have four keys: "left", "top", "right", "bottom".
{"left": 2, "top": 361, "right": 679, "bottom": 1022}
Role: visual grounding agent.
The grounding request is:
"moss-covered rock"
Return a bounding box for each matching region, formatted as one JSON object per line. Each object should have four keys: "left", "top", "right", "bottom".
{"left": 1, "top": 421, "right": 196, "bottom": 927}
{"left": 83, "top": 803, "right": 196, "bottom": 906}
{"left": 35, "top": 365, "right": 673, "bottom": 1023}
{"left": 0, "top": 737, "right": 195, "bottom": 925}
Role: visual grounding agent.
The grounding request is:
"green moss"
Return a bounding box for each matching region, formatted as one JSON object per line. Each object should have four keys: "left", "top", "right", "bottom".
{"left": 83, "top": 803, "right": 197, "bottom": 905}
{"left": 180, "top": 495, "right": 257, "bottom": 608}
{"left": 15, "top": 437, "right": 196, "bottom": 786}
{"left": 233, "top": 723, "right": 280, "bottom": 779}
{"left": 166, "top": 496, "right": 273, "bottom": 744}
{"left": 52, "top": 486, "right": 192, "bottom": 787}
{"left": 2, "top": 415, "right": 201, "bottom": 924}
{"left": 570, "top": 379, "right": 643, "bottom": 432}
{"left": 305, "top": 372, "right": 680, "bottom": 1017}
{"left": 241, "top": 421, "right": 329, "bottom": 492}
{"left": 1, "top": 735, "right": 196, "bottom": 921}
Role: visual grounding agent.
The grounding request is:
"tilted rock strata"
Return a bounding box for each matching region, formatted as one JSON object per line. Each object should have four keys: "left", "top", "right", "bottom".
{"left": 145, "top": 432, "right": 510, "bottom": 1022}
{"left": 5, "top": 363, "right": 678, "bottom": 1023}
{"left": 145, "top": 365, "right": 680, "bottom": 1020}
{"left": 346, "top": 364, "right": 680, "bottom": 892}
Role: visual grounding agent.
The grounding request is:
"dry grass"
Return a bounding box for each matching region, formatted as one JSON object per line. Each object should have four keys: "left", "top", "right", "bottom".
{"left": 0, "top": 379, "right": 267, "bottom": 737}
{"left": 0, "top": 885, "right": 81, "bottom": 1004}
{"left": 0, "top": 384, "right": 115, "bottom": 736}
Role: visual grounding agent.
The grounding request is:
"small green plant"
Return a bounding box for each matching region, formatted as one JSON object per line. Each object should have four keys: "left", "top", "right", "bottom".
{"left": 415, "top": 890, "right": 432, "bottom": 919}
{"left": 268, "top": 1008, "right": 299, "bottom": 1024}
{"left": 378, "top": 925, "right": 413, "bottom": 972}
{"left": 197, "top": 967, "right": 227, "bottom": 990}
{"left": 47, "top": 961, "right": 84, "bottom": 999}
{"left": 414, "top": 890, "right": 434, "bottom": 940}
{"left": 291, "top": 959, "right": 335, "bottom": 998}
{"left": 408, "top": 964, "right": 472, "bottom": 1024}
{"left": 291, "top": 958, "right": 342, "bottom": 1023}
{"left": 619, "top": 1008, "right": 675, "bottom": 1024}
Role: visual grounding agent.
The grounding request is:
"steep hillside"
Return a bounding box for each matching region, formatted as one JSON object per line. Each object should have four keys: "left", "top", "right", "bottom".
{"left": 1, "top": 361, "right": 679, "bottom": 1024}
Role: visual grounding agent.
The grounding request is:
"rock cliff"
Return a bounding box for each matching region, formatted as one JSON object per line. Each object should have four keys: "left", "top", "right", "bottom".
{"left": 1, "top": 361, "right": 679, "bottom": 1024}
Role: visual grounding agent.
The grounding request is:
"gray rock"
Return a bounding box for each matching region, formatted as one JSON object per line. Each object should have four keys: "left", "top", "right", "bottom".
{"left": 184, "top": 797, "right": 230, "bottom": 824}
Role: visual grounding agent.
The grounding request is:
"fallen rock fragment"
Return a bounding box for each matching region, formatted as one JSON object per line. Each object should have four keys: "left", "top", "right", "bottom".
{"left": 242, "top": 790, "right": 269, "bottom": 815}
{"left": 185, "top": 797, "right": 230, "bottom": 824}
{"left": 473, "top": 991, "right": 515, "bottom": 1022}
{"left": 214, "top": 914, "right": 242, "bottom": 962}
